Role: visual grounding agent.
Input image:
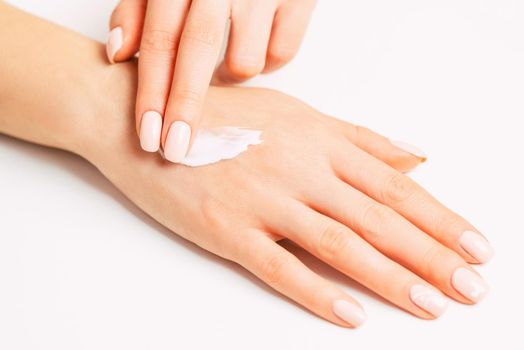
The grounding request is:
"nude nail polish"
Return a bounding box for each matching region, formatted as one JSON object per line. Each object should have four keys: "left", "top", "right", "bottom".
{"left": 164, "top": 121, "right": 191, "bottom": 163}
{"left": 332, "top": 300, "right": 367, "bottom": 327}
{"left": 140, "top": 111, "right": 162, "bottom": 152}
{"left": 410, "top": 284, "right": 448, "bottom": 317}
{"left": 459, "top": 230, "right": 494, "bottom": 263}
{"left": 106, "top": 27, "right": 123, "bottom": 64}
{"left": 391, "top": 140, "right": 427, "bottom": 160}
{"left": 451, "top": 267, "right": 489, "bottom": 303}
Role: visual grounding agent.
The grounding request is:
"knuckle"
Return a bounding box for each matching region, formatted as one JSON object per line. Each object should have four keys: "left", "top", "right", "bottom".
{"left": 434, "top": 214, "right": 465, "bottom": 241}
{"left": 421, "top": 245, "right": 449, "bottom": 278}
{"left": 198, "top": 197, "right": 245, "bottom": 261}
{"left": 182, "top": 22, "right": 220, "bottom": 48}
{"left": 360, "top": 203, "right": 395, "bottom": 239}
{"left": 259, "top": 254, "right": 291, "bottom": 285}
{"left": 199, "top": 195, "right": 225, "bottom": 229}
{"left": 318, "top": 224, "right": 352, "bottom": 258}
{"left": 382, "top": 172, "right": 418, "bottom": 204}
{"left": 172, "top": 88, "right": 203, "bottom": 109}
{"left": 141, "top": 29, "right": 177, "bottom": 56}
{"left": 352, "top": 125, "right": 373, "bottom": 143}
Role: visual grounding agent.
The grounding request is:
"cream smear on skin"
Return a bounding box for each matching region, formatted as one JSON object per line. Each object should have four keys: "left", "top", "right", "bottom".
{"left": 161, "top": 127, "right": 262, "bottom": 167}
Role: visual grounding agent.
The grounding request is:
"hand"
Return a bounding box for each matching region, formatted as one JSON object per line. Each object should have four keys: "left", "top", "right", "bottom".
{"left": 88, "top": 76, "right": 493, "bottom": 327}
{"left": 0, "top": 6, "right": 493, "bottom": 327}
{"left": 106, "top": 0, "right": 317, "bottom": 163}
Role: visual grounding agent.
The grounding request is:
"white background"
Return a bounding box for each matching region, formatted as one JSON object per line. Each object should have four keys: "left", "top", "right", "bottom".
{"left": 1, "top": 1, "right": 523, "bottom": 349}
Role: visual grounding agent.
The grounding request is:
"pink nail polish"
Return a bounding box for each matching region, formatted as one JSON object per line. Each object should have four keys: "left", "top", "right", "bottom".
{"left": 332, "top": 300, "right": 367, "bottom": 327}
{"left": 410, "top": 284, "right": 448, "bottom": 317}
{"left": 164, "top": 121, "right": 191, "bottom": 163}
{"left": 459, "top": 230, "right": 494, "bottom": 263}
{"left": 451, "top": 267, "right": 489, "bottom": 303}
{"left": 139, "top": 111, "right": 162, "bottom": 152}
{"left": 390, "top": 140, "right": 427, "bottom": 160}
{"left": 106, "top": 27, "right": 123, "bottom": 64}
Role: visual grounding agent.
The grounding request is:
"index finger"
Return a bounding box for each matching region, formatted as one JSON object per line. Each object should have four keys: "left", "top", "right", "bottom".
{"left": 162, "top": 0, "right": 230, "bottom": 163}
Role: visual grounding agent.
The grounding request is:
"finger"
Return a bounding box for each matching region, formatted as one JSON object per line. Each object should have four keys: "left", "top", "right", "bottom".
{"left": 323, "top": 116, "right": 426, "bottom": 173}
{"left": 232, "top": 229, "right": 367, "bottom": 328}
{"left": 263, "top": 200, "right": 449, "bottom": 319}
{"left": 162, "top": 0, "right": 230, "bottom": 163}
{"left": 136, "top": 0, "right": 191, "bottom": 153}
{"left": 107, "top": 0, "right": 147, "bottom": 63}
{"left": 332, "top": 142, "right": 495, "bottom": 264}
{"left": 263, "top": 0, "right": 316, "bottom": 73}
{"left": 214, "top": 1, "right": 276, "bottom": 84}
{"left": 306, "top": 175, "right": 489, "bottom": 304}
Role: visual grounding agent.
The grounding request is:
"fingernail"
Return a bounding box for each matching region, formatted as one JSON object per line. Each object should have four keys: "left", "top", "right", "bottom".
{"left": 106, "top": 27, "right": 123, "bottom": 64}
{"left": 410, "top": 284, "right": 448, "bottom": 317}
{"left": 139, "top": 111, "right": 162, "bottom": 152}
{"left": 451, "top": 267, "right": 489, "bottom": 303}
{"left": 332, "top": 300, "right": 367, "bottom": 327}
{"left": 391, "top": 140, "right": 427, "bottom": 160}
{"left": 459, "top": 230, "right": 494, "bottom": 263}
{"left": 164, "top": 121, "right": 191, "bottom": 163}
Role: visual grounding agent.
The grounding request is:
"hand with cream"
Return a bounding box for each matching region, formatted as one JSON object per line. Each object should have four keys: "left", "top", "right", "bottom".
{"left": 106, "top": 0, "right": 317, "bottom": 163}
{"left": 1, "top": 3, "right": 493, "bottom": 328}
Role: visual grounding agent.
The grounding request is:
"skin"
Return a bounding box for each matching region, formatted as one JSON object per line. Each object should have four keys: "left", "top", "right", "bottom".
{"left": 0, "top": 3, "right": 490, "bottom": 328}
{"left": 108, "top": 0, "right": 317, "bottom": 160}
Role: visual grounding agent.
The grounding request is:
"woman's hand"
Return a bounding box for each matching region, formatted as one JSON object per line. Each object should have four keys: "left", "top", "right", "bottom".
{"left": 88, "top": 79, "right": 493, "bottom": 327}
{"left": 106, "top": 0, "right": 317, "bottom": 163}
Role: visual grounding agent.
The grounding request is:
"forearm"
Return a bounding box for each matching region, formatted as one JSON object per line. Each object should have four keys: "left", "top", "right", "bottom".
{"left": 0, "top": 2, "right": 131, "bottom": 158}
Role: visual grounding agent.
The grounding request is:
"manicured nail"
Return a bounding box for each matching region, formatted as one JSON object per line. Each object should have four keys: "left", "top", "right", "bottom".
{"left": 106, "top": 27, "right": 123, "bottom": 64}
{"left": 139, "top": 111, "right": 162, "bottom": 152}
{"left": 459, "top": 230, "right": 494, "bottom": 263}
{"left": 332, "top": 300, "right": 367, "bottom": 327}
{"left": 391, "top": 140, "right": 427, "bottom": 160}
{"left": 164, "top": 121, "right": 191, "bottom": 163}
{"left": 410, "top": 284, "right": 448, "bottom": 317}
{"left": 451, "top": 267, "right": 489, "bottom": 303}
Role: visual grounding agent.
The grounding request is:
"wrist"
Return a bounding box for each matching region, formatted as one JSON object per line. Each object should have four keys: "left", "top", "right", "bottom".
{"left": 0, "top": 3, "right": 125, "bottom": 159}
{"left": 74, "top": 60, "right": 138, "bottom": 164}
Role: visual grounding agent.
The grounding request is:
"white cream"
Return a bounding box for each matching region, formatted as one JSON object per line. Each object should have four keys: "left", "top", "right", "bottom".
{"left": 161, "top": 126, "right": 262, "bottom": 167}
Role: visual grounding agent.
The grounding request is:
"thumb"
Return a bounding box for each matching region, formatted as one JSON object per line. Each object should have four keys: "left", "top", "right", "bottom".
{"left": 107, "top": 0, "right": 147, "bottom": 64}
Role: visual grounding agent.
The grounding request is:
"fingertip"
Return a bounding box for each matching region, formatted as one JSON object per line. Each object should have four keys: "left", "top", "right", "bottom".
{"left": 139, "top": 111, "right": 163, "bottom": 152}
{"left": 386, "top": 140, "right": 428, "bottom": 173}
{"left": 332, "top": 299, "right": 367, "bottom": 328}
{"left": 451, "top": 267, "right": 490, "bottom": 304}
{"left": 263, "top": 48, "right": 296, "bottom": 73}
{"left": 390, "top": 140, "right": 428, "bottom": 162}
{"left": 409, "top": 284, "right": 449, "bottom": 319}
{"left": 107, "top": 0, "right": 146, "bottom": 63}
{"left": 393, "top": 156, "right": 425, "bottom": 174}
{"left": 458, "top": 230, "right": 495, "bottom": 264}
{"left": 222, "top": 56, "right": 265, "bottom": 82}
{"left": 106, "top": 26, "right": 123, "bottom": 64}
{"left": 164, "top": 121, "right": 191, "bottom": 164}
